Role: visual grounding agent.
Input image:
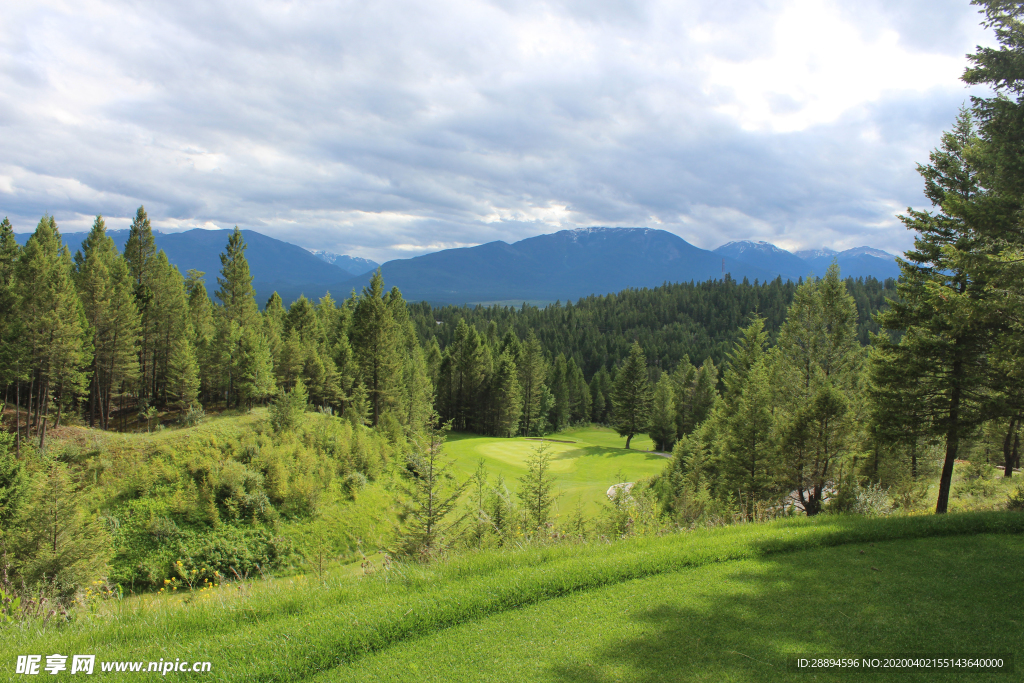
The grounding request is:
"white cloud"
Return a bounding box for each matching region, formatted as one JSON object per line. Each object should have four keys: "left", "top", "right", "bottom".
{"left": 0, "top": 0, "right": 1000, "bottom": 261}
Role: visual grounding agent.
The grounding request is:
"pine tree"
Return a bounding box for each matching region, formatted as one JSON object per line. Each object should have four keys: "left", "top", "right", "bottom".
{"left": 16, "top": 216, "right": 90, "bottom": 448}
{"left": 398, "top": 420, "right": 469, "bottom": 557}
{"left": 611, "top": 342, "right": 652, "bottom": 449}
{"left": 350, "top": 271, "right": 401, "bottom": 425}
{"left": 14, "top": 460, "right": 109, "bottom": 596}
{"left": 185, "top": 270, "right": 215, "bottom": 401}
{"left": 236, "top": 328, "right": 277, "bottom": 410}
{"left": 213, "top": 228, "right": 262, "bottom": 406}
{"left": 518, "top": 330, "right": 547, "bottom": 435}
{"left": 774, "top": 265, "right": 862, "bottom": 515}
{"left": 73, "top": 216, "right": 142, "bottom": 428}
{"left": 0, "top": 218, "right": 28, "bottom": 450}
{"left": 871, "top": 110, "right": 1003, "bottom": 514}
{"left": 491, "top": 349, "right": 522, "bottom": 437}
{"left": 719, "top": 356, "right": 774, "bottom": 511}
{"left": 216, "top": 227, "right": 260, "bottom": 329}
{"left": 649, "top": 372, "right": 676, "bottom": 452}
{"left": 517, "top": 443, "right": 556, "bottom": 530}
{"left": 123, "top": 206, "right": 157, "bottom": 402}
{"left": 167, "top": 335, "right": 201, "bottom": 411}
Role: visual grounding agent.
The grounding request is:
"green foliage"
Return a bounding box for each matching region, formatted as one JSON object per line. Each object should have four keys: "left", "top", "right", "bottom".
{"left": 1007, "top": 483, "right": 1024, "bottom": 511}
{"left": 611, "top": 342, "right": 652, "bottom": 448}
{"left": 0, "top": 432, "right": 28, "bottom": 533}
{"left": 13, "top": 461, "right": 110, "bottom": 597}
{"left": 173, "top": 527, "right": 296, "bottom": 583}
{"left": 648, "top": 372, "right": 675, "bottom": 452}
{"left": 517, "top": 444, "right": 557, "bottom": 530}
{"left": 270, "top": 380, "right": 308, "bottom": 432}
{"left": 397, "top": 421, "right": 469, "bottom": 558}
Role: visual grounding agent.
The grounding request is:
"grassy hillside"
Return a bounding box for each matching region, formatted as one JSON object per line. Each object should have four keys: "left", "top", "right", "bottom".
{"left": 331, "top": 533, "right": 1023, "bottom": 682}
{"left": 446, "top": 426, "right": 665, "bottom": 515}
{"left": 2, "top": 512, "right": 1021, "bottom": 681}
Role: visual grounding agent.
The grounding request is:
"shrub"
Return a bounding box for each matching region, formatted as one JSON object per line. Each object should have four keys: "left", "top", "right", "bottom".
{"left": 1008, "top": 483, "right": 1024, "bottom": 511}
{"left": 954, "top": 461, "right": 998, "bottom": 498}
{"left": 178, "top": 403, "right": 206, "bottom": 427}
{"left": 173, "top": 527, "right": 296, "bottom": 583}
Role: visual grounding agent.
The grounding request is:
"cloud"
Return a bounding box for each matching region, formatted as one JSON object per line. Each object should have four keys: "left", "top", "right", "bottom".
{"left": 0, "top": 0, "right": 998, "bottom": 262}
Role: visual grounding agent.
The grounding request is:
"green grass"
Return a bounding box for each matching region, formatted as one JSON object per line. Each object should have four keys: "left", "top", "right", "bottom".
{"left": 4, "top": 512, "right": 1023, "bottom": 681}
{"left": 328, "top": 533, "right": 1024, "bottom": 682}
{"left": 445, "top": 426, "right": 665, "bottom": 515}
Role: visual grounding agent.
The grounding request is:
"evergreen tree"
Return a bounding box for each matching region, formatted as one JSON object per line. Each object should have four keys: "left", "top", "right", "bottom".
{"left": 518, "top": 330, "right": 547, "bottom": 435}
{"left": 548, "top": 353, "right": 569, "bottom": 431}
{"left": 185, "top": 270, "right": 215, "bottom": 401}
{"left": 517, "top": 443, "right": 556, "bottom": 530}
{"left": 236, "top": 328, "right": 276, "bottom": 409}
{"left": 350, "top": 271, "right": 401, "bottom": 425}
{"left": 215, "top": 227, "right": 260, "bottom": 329}
{"left": 491, "top": 349, "right": 522, "bottom": 437}
{"left": 0, "top": 432, "right": 27, "bottom": 534}
{"left": 719, "top": 356, "right": 774, "bottom": 511}
{"left": 16, "top": 216, "right": 89, "bottom": 447}
{"left": 611, "top": 342, "right": 652, "bottom": 449}
{"left": 14, "top": 461, "right": 109, "bottom": 596}
{"left": 649, "top": 372, "right": 676, "bottom": 452}
{"left": 167, "top": 335, "right": 201, "bottom": 411}
{"left": 213, "top": 229, "right": 262, "bottom": 406}
{"left": 871, "top": 110, "right": 1004, "bottom": 514}
{"left": 398, "top": 420, "right": 469, "bottom": 557}
{"left": 74, "top": 216, "right": 142, "bottom": 428}
{"left": 774, "top": 265, "right": 862, "bottom": 515}
{"left": 123, "top": 206, "right": 157, "bottom": 402}
{"left": 0, "top": 218, "right": 29, "bottom": 452}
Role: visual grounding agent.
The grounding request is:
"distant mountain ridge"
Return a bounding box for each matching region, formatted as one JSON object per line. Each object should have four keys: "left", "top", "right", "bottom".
{"left": 715, "top": 240, "right": 900, "bottom": 282}
{"left": 308, "top": 249, "right": 379, "bottom": 276}
{"left": 333, "top": 227, "right": 782, "bottom": 304}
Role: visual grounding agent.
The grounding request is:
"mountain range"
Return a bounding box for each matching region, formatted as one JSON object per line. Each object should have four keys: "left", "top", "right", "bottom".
{"left": 714, "top": 241, "right": 901, "bottom": 282}
{"left": 332, "top": 228, "right": 901, "bottom": 304}
{"left": 16, "top": 226, "right": 900, "bottom": 306}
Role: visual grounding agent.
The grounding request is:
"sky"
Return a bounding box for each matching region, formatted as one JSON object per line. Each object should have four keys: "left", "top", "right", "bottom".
{"left": 0, "top": 0, "right": 1000, "bottom": 263}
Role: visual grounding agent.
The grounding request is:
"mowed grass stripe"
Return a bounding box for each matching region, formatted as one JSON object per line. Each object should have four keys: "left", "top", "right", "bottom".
{"left": 327, "top": 533, "right": 1024, "bottom": 683}
{"left": 5, "top": 512, "right": 1024, "bottom": 682}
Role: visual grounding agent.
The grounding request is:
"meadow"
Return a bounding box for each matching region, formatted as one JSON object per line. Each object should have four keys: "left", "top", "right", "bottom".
{"left": 445, "top": 426, "right": 664, "bottom": 515}
{"left": 2, "top": 511, "right": 1021, "bottom": 682}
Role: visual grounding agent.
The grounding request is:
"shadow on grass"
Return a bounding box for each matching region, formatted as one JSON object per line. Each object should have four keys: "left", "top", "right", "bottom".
{"left": 549, "top": 533, "right": 1024, "bottom": 683}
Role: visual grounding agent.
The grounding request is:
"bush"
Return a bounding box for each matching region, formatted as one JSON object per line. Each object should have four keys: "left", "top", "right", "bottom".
{"left": 173, "top": 527, "right": 296, "bottom": 584}
{"left": 178, "top": 403, "right": 206, "bottom": 427}
{"left": 1007, "top": 483, "right": 1024, "bottom": 511}
{"left": 954, "top": 461, "right": 998, "bottom": 498}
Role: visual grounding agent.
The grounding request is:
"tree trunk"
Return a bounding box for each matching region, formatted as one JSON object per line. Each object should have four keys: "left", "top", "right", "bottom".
{"left": 935, "top": 384, "right": 961, "bottom": 514}
{"left": 1003, "top": 417, "right": 1018, "bottom": 478}
{"left": 27, "top": 374, "right": 35, "bottom": 432}
{"left": 14, "top": 380, "right": 21, "bottom": 458}
{"left": 39, "top": 378, "right": 50, "bottom": 450}
{"left": 625, "top": 433, "right": 633, "bottom": 449}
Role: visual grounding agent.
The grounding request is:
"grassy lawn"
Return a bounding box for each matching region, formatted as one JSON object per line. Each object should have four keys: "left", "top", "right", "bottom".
{"left": 445, "top": 426, "right": 666, "bottom": 515}
{"left": 4, "top": 512, "right": 1022, "bottom": 682}
{"left": 330, "top": 532, "right": 1024, "bottom": 683}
